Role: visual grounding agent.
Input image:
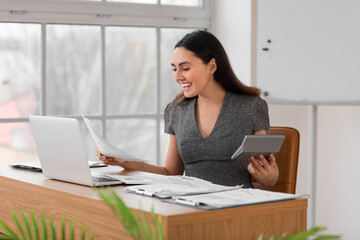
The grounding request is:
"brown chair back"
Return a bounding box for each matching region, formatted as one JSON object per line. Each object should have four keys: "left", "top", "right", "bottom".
{"left": 252, "top": 126, "right": 300, "bottom": 194}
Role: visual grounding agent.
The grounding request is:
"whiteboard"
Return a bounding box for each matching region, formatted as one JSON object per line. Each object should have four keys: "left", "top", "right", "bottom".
{"left": 256, "top": 0, "right": 360, "bottom": 104}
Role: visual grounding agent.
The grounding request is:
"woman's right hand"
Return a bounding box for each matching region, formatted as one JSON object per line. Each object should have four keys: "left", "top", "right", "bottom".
{"left": 95, "top": 147, "right": 131, "bottom": 169}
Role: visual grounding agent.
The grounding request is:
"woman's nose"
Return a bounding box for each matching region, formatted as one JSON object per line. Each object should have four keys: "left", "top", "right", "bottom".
{"left": 174, "top": 70, "right": 183, "bottom": 82}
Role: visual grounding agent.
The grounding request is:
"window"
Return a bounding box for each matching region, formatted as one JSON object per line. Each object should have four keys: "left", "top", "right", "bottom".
{"left": 46, "top": 24, "right": 102, "bottom": 116}
{"left": 0, "top": 0, "right": 210, "bottom": 165}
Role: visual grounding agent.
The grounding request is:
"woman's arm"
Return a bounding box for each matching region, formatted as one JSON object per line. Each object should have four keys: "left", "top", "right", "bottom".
{"left": 96, "top": 134, "right": 184, "bottom": 176}
{"left": 247, "top": 130, "right": 279, "bottom": 187}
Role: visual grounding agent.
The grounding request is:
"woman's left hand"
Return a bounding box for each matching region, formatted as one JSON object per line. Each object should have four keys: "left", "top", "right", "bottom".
{"left": 247, "top": 153, "right": 279, "bottom": 187}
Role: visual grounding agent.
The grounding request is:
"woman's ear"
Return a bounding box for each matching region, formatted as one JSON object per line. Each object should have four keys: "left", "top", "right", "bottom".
{"left": 209, "top": 58, "right": 217, "bottom": 74}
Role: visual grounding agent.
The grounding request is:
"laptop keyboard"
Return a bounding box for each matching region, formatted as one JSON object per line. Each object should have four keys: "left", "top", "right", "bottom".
{"left": 92, "top": 176, "right": 119, "bottom": 183}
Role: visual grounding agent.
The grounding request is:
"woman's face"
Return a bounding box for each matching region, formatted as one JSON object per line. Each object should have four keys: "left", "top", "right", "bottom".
{"left": 171, "top": 47, "right": 215, "bottom": 98}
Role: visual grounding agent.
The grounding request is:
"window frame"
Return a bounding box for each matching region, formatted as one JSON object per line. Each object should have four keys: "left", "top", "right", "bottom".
{"left": 0, "top": 0, "right": 210, "bottom": 165}
{"left": 0, "top": 0, "right": 210, "bottom": 27}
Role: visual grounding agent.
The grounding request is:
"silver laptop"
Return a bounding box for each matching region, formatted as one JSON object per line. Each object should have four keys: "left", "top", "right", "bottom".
{"left": 29, "top": 115, "right": 123, "bottom": 186}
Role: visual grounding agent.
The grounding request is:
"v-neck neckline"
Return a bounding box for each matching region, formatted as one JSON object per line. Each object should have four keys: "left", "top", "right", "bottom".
{"left": 193, "top": 92, "right": 228, "bottom": 141}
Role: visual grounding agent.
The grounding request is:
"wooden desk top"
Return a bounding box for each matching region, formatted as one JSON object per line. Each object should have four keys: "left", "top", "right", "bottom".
{"left": 0, "top": 162, "right": 308, "bottom": 239}
{"left": 0, "top": 162, "right": 202, "bottom": 216}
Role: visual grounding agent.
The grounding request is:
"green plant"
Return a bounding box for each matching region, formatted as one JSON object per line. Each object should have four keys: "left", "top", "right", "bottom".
{"left": 257, "top": 226, "right": 341, "bottom": 240}
{"left": 98, "top": 188, "right": 164, "bottom": 240}
{"left": 0, "top": 210, "right": 93, "bottom": 240}
{"left": 0, "top": 188, "right": 164, "bottom": 240}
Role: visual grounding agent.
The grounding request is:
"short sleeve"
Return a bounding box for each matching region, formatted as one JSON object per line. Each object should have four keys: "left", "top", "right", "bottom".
{"left": 253, "top": 97, "right": 270, "bottom": 133}
{"left": 164, "top": 101, "right": 175, "bottom": 135}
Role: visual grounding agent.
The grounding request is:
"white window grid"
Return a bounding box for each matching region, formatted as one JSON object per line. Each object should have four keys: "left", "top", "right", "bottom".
{"left": 0, "top": 0, "right": 211, "bottom": 165}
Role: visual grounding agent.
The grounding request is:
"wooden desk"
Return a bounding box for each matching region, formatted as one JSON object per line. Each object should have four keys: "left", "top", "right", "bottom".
{"left": 0, "top": 163, "right": 307, "bottom": 239}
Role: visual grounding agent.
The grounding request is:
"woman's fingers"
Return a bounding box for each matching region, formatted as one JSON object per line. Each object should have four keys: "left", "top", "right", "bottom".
{"left": 248, "top": 153, "right": 279, "bottom": 187}
{"left": 248, "top": 156, "right": 266, "bottom": 175}
{"left": 268, "top": 153, "right": 276, "bottom": 165}
{"left": 248, "top": 154, "right": 277, "bottom": 175}
{"left": 95, "top": 147, "right": 113, "bottom": 162}
{"left": 257, "top": 154, "right": 271, "bottom": 170}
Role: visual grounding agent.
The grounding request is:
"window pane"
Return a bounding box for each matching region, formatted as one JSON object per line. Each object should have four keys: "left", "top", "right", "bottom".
{"left": 0, "top": 123, "right": 39, "bottom": 163}
{"left": 0, "top": 23, "right": 41, "bottom": 119}
{"left": 106, "top": 119, "right": 156, "bottom": 164}
{"left": 160, "top": 28, "right": 196, "bottom": 111}
{"left": 161, "top": 0, "right": 202, "bottom": 7}
{"left": 46, "top": 25, "right": 101, "bottom": 116}
{"left": 106, "top": 27, "right": 156, "bottom": 114}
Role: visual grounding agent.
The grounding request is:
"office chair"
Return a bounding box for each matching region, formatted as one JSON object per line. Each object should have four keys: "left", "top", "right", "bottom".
{"left": 252, "top": 126, "right": 300, "bottom": 194}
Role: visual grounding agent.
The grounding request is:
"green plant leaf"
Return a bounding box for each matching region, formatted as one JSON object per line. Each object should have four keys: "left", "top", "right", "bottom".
{"left": 11, "top": 210, "right": 25, "bottom": 240}
{"left": 274, "top": 232, "right": 287, "bottom": 240}
{"left": 22, "top": 211, "right": 33, "bottom": 240}
{"left": 69, "top": 218, "right": 75, "bottom": 240}
{"left": 140, "top": 210, "right": 151, "bottom": 240}
{"left": 0, "top": 219, "right": 19, "bottom": 239}
{"left": 61, "top": 216, "right": 65, "bottom": 240}
{"left": 0, "top": 233, "right": 15, "bottom": 239}
{"left": 31, "top": 211, "right": 39, "bottom": 240}
{"left": 150, "top": 207, "right": 165, "bottom": 240}
{"left": 50, "top": 218, "right": 56, "bottom": 240}
{"left": 102, "top": 188, "right": 142, "bottom": 238}
{"left": 81, "top": 224, "right": 85, "bottom": 240}
{"left": 151, "top": 207, "right": 158, "bottom": 240}
{"left": 283, "top": 226, "right": 340, "bottom": 240}
{"left": 98, "top": 187, "right": 166, "bottom": 240}
{"left": 111, "top": 193, "right": 139, "bottom": 236}
{"left": 115, "top": 191, "right": 142, "bottom": 238}
{"left": 1, "top": 211, "right": 95, "bottom": 240}
{"left": 157, "top": 215, "right": 165, "bottom": 240}
{"left": 89, "top": 229, "right": 94, "bottom": 240}
{"left": 42, "top": 214, "right": 48, "bottom": 240}
{"left": 97, "top": 189, "right": 116, "bottom": 212}
{"left": 312, "top": 235, "right": 342, "bottom": 240}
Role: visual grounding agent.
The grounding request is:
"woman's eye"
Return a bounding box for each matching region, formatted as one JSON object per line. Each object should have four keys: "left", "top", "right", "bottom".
{"left": 171, "top": 68, "right": 176, "bottom": 72}
{"left": 183, "top": 68, "right": 190, "bottom": 71}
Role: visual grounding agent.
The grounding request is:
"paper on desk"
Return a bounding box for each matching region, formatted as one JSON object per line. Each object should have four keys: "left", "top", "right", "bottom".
{"left": 171, "top": 188, "right": 297, "bottom": 209}
{"left": 83, "top": 116, "right": 146, "bottom": 162}
{"left": 125, "top": 175, "right": 241, "bottom": 198}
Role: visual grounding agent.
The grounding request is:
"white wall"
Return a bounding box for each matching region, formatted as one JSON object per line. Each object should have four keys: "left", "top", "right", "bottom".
{"left": 212, "top": 0, "right": 360, "bottom": 238}
{"left": 316, "top": 106, "right": 360, "bottom": 239}
{"left": 211, "top": 0, "right": 252, "bottom": 85}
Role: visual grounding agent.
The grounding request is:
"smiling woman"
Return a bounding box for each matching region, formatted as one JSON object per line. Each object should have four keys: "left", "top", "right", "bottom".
{"left": 96, "top": 30, "right": 279, "bottom": 188}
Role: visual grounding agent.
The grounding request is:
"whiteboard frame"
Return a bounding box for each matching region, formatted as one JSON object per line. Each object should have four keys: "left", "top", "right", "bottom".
{"left": 252, "top": 0, "right": 360, "bottom": 104}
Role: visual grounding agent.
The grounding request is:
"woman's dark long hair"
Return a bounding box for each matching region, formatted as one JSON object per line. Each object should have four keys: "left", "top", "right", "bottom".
{"left": 174, "top": 30, "right": 261, "bottom": 103}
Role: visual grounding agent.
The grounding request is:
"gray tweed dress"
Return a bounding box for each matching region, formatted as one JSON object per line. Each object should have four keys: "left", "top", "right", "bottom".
{"left": 164, "top": 91, "right": 270, "bottom": 187}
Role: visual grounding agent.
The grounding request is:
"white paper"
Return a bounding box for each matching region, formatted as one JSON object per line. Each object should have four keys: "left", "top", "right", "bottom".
{"left": 83, "top": 116, "right": 147, "bottom": 162}
{"left": 125, "top": 175, "right": 241, "bottom": 198}
{"left": 171, "top": 188, "right": 297, "bottom": 208}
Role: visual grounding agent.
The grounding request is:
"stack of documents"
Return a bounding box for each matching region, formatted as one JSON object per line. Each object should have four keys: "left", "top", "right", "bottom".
{"left": 167, "top": 188, "right": 298, "bottom": 210}
{"left": 125, "top": 175, "right": 241, "bottom": 199}
{"left": 126, "top": 175, "right": 302, "bottom": 209}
